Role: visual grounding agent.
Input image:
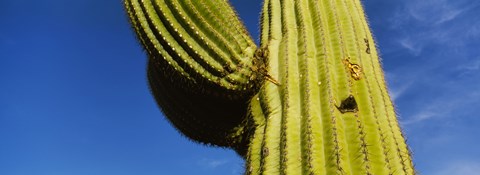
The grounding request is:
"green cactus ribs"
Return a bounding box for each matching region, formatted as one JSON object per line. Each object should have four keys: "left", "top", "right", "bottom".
{"left": 125, "top": 0, "right": 264, "bottom": 150}
{"left": 244, "top": 0, "right": 415, "bottom": 174}
{"left": 125, "top": 0, "right": 416, "bottom": 174}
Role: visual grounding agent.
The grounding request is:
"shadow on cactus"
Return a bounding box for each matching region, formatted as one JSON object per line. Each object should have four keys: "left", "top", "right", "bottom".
{"left": 125, "top": 0, "right": 415, "bottom": 174}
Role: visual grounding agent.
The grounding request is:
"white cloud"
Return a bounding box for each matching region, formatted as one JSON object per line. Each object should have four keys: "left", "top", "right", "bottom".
{"left": 401, "top": 90, "right": 480, "bottom": 125}
{"left": 401, "top": 111, "right": 436, "bottom": 125}
{"left": 434, "top": 161, "right": 480, "bottom": 175}
{"left": 435, "top": 8, "right": 463, "bottom": 25}
{"left": 466, "top": 22, "right": 480, "bottom": 38}
{"left": 386, "top": 72, "right": 415, "bottom": 102}
{"left": 397, "top": 37, "right": 423, "bottom": 56}
{"left": 404, "top": 0, "right": 468, "bottom": 25}
{"left": 456, "top": 60, "right": 480, "bottom": 71}
{"left": 389, "top": 3, "right": 458, "bottom": 33}
{"left": 388, "top": 0, "right": 479, "bottom": 55}
{"left": 198, "top": 158, "right": 229, "bottom": 169}
{"left": 454, "top": 59, "right": 480, "bottom": 78}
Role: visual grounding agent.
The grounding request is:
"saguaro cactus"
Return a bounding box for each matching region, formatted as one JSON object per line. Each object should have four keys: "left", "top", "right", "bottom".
{"left": 125, "top": 0, "right": 415, "bottom": 174}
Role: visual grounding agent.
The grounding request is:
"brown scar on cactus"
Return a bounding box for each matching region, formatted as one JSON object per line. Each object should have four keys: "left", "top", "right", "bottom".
{"left": 364, "top": 38, "right": 371, "bottom": 54}
{"left": 262, "top": 147, "right": 269, "bottom": 157}
{"left": 343, "top": 58, "right": 363, "bottom": 81}
{"left": 336, "top": 95, "right": 359, "bottom": 113}
{"left": 253, "top": 47, "right": 280, "bottom": 86}
{"left": 263, "top": 73, "right": 280, "bottom": 86}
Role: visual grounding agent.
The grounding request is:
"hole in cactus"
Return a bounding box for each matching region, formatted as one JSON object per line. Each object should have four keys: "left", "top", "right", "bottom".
{"left": 337, "top": 95, "right": 358, "bottom": 113}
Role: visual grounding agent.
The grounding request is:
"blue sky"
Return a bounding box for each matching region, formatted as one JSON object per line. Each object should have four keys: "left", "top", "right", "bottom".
{"left": 1, "top": 0, "right": 479, "bottom": 174}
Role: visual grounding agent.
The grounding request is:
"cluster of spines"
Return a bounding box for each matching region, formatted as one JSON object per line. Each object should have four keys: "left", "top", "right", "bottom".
{"left": 125, "top": 0, "right": 261, "bottom": 96}
{"left": 245, "top": 0, "right": 415, "bottom": 174}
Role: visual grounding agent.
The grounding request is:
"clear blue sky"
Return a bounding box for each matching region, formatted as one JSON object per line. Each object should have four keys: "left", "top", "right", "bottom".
{"left": 1, "top": 0, "right": 479, "bottom": 174}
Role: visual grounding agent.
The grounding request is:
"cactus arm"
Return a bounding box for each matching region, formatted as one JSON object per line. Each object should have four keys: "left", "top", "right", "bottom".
{"left": 125, "top": 0, "right": 192, "bottom": 80}
{"left": 125, "top": 0, "right": 259, "bottom": 93}
{"left": 125, "top": 0, "right": 263, "bottom": 148}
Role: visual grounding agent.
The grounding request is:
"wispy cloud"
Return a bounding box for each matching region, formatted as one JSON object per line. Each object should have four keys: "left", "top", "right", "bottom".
{"left": 195, "top": 156, "right": 244, "bottom": 174}
{"left": 454, "top": 59, "right": 480, "bottom": 78}
{"left": 401, "top": 101, "right": 444, "bottom": 125}
{"left": 434, "top": 160, "right": 480, "bottom": 175}
{"left": 397, "top": 37, "right": 423, "bottom": 56}
{"left": 390, "top": 57, "right": 480, "bottom": 125}
{"left": 466, "top": 22, "right": 480, "bottom": 38}
{"left": 456, "top": 60, "right": 480, "bottom": 71}
{"left": 388, "top": 0, "right": 467, "bottom": 28}
{"left": 198, "top": 158, "right": 229, "bottom": 169}
{"left": 387, "top": 0, "right": 480, "bottom": 56}
{"left": 402, "top": 111, "right": 436, "bottom": 125}
{"left": 385, "top": 72, "right": 415, "bottom": 102}
{"left": 435, "top": 8, "right": 463, "bottom": 25}
{"left": 401, "top": 90, "right": 480, "bottom": 125}
{"left": 404, "top": 0, "right": 469, "bottom": 25}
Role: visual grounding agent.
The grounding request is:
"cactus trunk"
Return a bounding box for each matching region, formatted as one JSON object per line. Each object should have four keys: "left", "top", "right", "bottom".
{"left": 125, "top": 0, "right": 415, "bottom": 174}
{"left": 245, "top": 0, "right": 414, "bottom": 174}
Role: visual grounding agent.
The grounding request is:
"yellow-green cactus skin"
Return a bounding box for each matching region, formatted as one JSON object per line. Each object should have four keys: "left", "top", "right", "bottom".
{"left": 125, "top": 0, "right": 415, "bottom": 174}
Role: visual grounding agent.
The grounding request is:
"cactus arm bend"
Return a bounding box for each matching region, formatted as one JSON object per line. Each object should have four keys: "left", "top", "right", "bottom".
{"left": 125, "top": 0, "right": 262, "bottom": 148}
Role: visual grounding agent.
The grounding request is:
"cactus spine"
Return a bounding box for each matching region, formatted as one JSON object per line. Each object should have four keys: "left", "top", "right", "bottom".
{"left": 125, "top": 0, "right": 415, "bottom": 174}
